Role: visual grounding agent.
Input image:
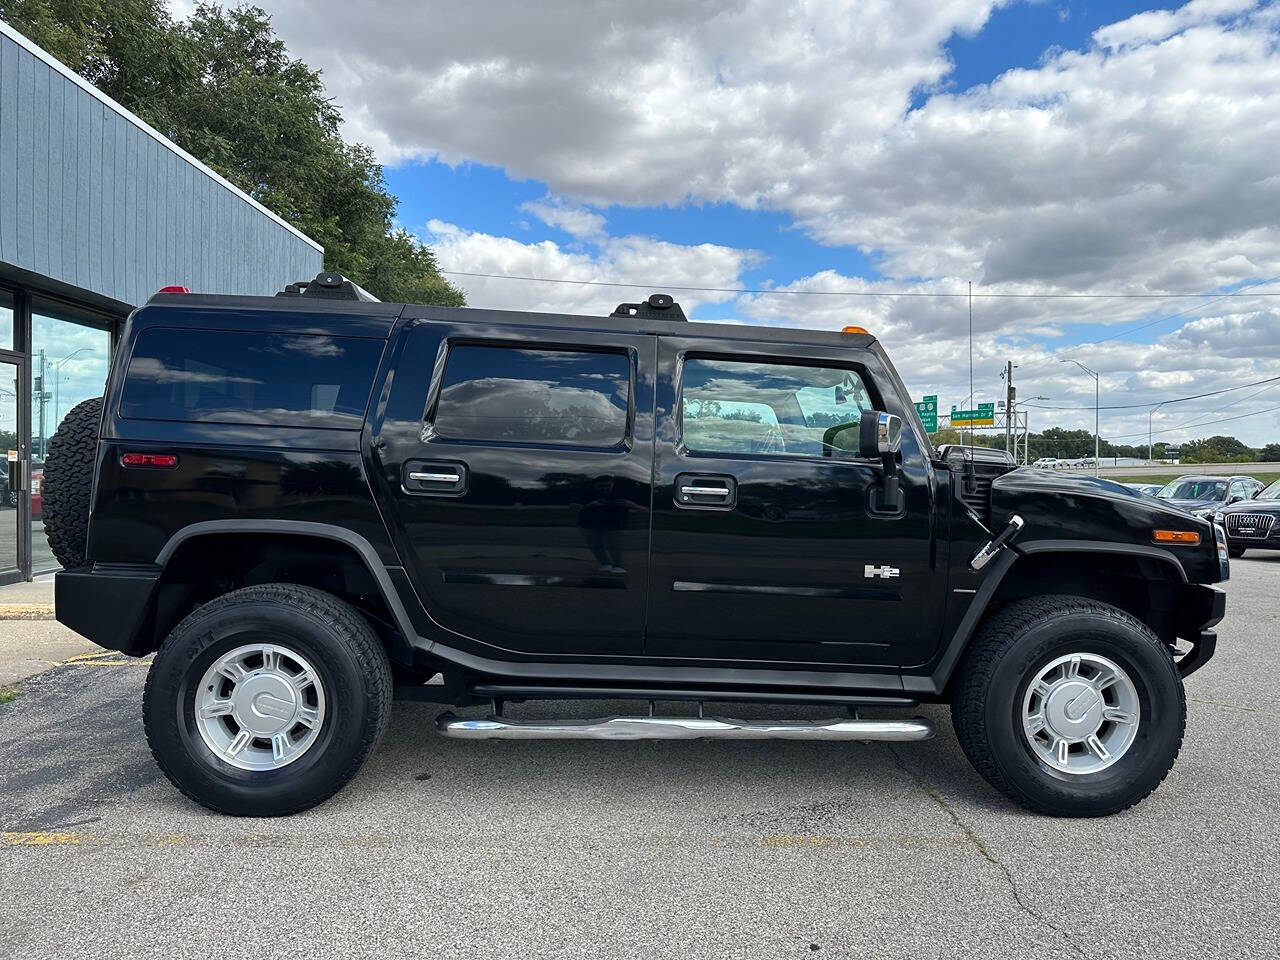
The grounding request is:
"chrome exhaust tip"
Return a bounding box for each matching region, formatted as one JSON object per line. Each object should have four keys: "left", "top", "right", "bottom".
{"left": 437, "top": 713, "right": 935, "bottom": 742}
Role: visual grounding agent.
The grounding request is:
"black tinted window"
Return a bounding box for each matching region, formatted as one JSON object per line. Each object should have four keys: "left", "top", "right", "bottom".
{"left": 121, "top": 329, "right": 384, "bottom": 429}
{"left": 432, "top": 346, "right": 630, "bottom": 446}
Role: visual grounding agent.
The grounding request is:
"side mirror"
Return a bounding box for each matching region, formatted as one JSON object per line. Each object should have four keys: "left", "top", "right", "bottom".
{"left": 1228, "top": 495, "right": 1243, "bottom": 504}
{"left": 860, "top": 411, "right": 902, "bottom": 508}
{"left": 859, "top": 410, "right": 903, "bottom": 458}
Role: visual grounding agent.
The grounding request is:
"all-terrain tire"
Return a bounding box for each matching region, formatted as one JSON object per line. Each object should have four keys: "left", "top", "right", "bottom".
{"left": 144, "top": 584, "right": 394, "bottom": 816}
{"left": 951, "top": 595, "right": 1185, "bottom": 817}
{"left": 41, "top": 396, "right": 103, "bottom": 569}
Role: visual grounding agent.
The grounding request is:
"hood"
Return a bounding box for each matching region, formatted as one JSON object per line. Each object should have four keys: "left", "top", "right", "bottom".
{"left": 1222, "top": 498, "right": 1280, "bottom": 515}
{"left": 988, "top": 467, "right": 1223, "bottom": 583}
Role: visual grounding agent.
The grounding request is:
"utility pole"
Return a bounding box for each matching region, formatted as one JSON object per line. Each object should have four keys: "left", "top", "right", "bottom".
{"left": 1004, "top": 360, "right": 1015, "bottom": 453}
{"left": 36, "top": 349, "right": 47, "bottom": 460}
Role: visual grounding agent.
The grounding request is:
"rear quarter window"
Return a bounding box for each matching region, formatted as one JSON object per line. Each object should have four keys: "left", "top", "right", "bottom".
{"left": 429, "top": 345, "right": 631, "bottom": 447}
{"left": 120, "top": 328, "right": 384, "bottom": 429}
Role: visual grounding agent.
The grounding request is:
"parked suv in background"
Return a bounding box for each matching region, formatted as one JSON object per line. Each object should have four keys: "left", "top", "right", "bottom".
{"left": 45, "top": 275, "right": 1228, "bottom": 819}
{"left": 1154, "top": 474, "right": 1262, "bottom": 520}
{"left": 1218, "top": 477, "right": 1280, "bottom": 558}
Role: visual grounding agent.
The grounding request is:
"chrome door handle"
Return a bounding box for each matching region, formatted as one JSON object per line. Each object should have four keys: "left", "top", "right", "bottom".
{"left": 409, "top": 471, "right": 461, "bottom": 483}
{"left": 679, "top": 485, "right": 731, "bottom": 497}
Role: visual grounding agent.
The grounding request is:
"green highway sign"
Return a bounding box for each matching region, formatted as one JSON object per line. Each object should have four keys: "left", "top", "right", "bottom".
{"left": 952, "top": 402, "right": 995, "bottom": 427}
{"left": 915, "top": 395, "right": 938, "bottom": 433}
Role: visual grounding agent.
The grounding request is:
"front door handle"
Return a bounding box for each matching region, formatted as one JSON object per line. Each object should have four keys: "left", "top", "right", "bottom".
{"left": 675, "top": 473, "right": 738, "bottom": 510}
{"left": 403, "top": 459, "right": 468, "bottom": 496}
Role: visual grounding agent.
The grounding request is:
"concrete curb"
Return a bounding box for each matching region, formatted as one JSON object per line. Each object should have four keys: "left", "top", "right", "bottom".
{"left": 0, "top": 604, "right": 56, "bottom": 621}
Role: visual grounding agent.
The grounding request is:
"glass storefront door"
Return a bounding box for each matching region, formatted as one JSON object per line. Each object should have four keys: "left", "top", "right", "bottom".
{"left": 1, "top": 355, "right": 29, "bottom": 586}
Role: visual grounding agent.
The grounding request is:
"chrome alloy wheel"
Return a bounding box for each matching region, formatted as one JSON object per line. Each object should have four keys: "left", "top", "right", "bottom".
{"left": 1021, "top": 653, "right": 1140, "bottom": 775}
{"left": 195, "top": 643, "right": 326, "bottom": 771}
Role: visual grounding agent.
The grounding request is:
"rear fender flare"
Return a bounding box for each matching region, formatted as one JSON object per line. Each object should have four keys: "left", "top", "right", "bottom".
{"left": 156, "top": 520, "right": 420, "bottom": 653}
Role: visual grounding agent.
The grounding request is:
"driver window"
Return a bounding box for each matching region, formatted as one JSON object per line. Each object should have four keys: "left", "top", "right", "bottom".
{"left": 680, "top": 357, "right": 873, "bottom": 458}
{"left": 1229, "top": 480, "right": 1246, "bottom": 500}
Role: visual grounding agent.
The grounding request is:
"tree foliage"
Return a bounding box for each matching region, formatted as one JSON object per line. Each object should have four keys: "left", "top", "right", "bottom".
{"left": 0, "top": 0, "right": 463, "bottom": 305}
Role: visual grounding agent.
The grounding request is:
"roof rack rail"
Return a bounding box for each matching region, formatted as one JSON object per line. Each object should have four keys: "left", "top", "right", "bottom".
{"left": 610, "top": 293, "right": 686, "bottom": 321}
{"left": 277, "top": 271, "right": 380, "bottom": 302}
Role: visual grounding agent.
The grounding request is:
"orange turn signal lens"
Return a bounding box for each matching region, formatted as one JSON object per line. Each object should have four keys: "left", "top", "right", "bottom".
{"left": 842, "top": 325, "right": 870, "bottom": 335}
{"left": 1153, "top": 530, "right": 1200, "bottom": 545}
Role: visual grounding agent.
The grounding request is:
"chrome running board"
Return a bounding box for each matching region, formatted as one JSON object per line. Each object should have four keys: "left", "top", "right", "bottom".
{"left": 436, "top": 713, "right": 935, "bottom": 742}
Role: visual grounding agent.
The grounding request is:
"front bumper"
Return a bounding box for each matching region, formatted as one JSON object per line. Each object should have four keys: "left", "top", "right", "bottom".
{"left": 1173, "top": 584, "right": 1225, "bottom": 678}
{"left": 55, "top": 563, "right": 160, "bottom": 655}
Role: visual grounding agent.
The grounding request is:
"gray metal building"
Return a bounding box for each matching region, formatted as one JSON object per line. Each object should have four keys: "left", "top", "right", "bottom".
{"left": 0, "top": 19, "right": 324, "bottom": 582}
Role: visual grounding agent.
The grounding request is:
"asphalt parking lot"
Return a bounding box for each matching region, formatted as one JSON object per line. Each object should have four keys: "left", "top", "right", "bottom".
{"left": 1, "top": 559, "right": 1277, "bottom": 960}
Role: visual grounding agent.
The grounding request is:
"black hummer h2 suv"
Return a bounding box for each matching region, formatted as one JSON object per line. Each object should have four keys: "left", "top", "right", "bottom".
{"left": 46, "top": 275, "right": 1228, "bottom": 818}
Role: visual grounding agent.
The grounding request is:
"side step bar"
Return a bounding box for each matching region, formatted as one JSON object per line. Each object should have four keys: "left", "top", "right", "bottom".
{"left": 437, "top": 713, "right": 935, "bottom": 742}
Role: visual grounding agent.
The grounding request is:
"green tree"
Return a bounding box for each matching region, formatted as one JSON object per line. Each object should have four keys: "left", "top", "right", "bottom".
{"left": 1180, "top": 435, "right": 1253, "bottom": 464}
{"left": 0, "top": 0, "right": 463, "bottom": 305}
{"left": 1258, "top": 443, "right": 1280, "bottom": 462}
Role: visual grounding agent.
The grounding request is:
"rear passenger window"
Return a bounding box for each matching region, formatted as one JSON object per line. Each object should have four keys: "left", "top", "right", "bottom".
{"left": 431, "top": 346, "right": 630, "bottom": 446}
{"left": 681, "top": 357, "right": 874, "bottom": 458}
{"left": 121, "top": 329, "right": 384, "bottom": 429}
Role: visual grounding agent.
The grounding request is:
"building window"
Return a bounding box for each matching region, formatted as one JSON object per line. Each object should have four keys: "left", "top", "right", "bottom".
{"left": 680, "top": 357, "right": 874, "bottom": 458}
{"left": 431, "top": 346, "right": 631, "bottom": 447}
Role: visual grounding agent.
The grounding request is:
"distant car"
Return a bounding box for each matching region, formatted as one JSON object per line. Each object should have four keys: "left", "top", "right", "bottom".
{"left": 1125, "top": 482, "right": 1164, "bottom": 497}
{"left": 1218, "top": 477, "right": 1280, "bottom": 558}
{"left": 1032, "top": 457, "right": 1061, "bottom": 469}
{"left": 1154, "top": 474, "right": 1262, "bottom": 519}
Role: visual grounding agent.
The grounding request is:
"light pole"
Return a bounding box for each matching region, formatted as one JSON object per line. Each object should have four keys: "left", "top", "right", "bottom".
{"left": 1060, "top": 358, "right": 1100, "bottom": 476}
{"left": 51, "top": 347, "right": 93, "bottom": 429}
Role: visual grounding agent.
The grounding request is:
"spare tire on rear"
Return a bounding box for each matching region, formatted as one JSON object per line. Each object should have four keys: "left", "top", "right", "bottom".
{"left": 42, "top": 396, "right": 103, "bottom": 570}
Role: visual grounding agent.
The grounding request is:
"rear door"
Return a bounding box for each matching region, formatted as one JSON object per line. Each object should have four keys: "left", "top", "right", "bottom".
{"left": 646, "top": 336, "right": 942, "bottom": 667}
{"left": 372, "top": 319, "right": 656, "bottom": 658}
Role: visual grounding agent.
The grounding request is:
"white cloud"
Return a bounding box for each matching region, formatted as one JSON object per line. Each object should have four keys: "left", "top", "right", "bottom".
{"left": 519, "top": 199, "right": 606, "bottom": 241}
{"left": 426, "top": 220, "right": 760, "bottom": 318}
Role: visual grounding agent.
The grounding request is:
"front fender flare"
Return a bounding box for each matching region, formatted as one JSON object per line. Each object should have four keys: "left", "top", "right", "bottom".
{"left": 903, "top": 540, "right": 1189, "bottom": 697}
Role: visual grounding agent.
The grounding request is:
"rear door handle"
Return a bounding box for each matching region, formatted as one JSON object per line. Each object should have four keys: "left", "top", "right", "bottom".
{"left": 675, "top": 473, "right": 738, "bottom": 510}
{"left": 402, "top": 459, "right": 467, "bottom": 496}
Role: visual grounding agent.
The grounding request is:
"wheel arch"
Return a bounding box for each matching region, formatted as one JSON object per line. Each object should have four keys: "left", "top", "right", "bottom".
{"left": 908, "top": 541, "right": 1191, "bottom": 697}
{"left": 149, "top": 521, "right": 420, "bottom": 661}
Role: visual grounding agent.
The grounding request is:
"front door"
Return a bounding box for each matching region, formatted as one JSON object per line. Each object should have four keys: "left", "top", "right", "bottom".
{"left": 373, "top": 321, "right": 656, "bottom": 658}
{"left": 647, "top": 338, "right": 943, "bottom": 667}
{"left": 0, "top": 355, "right": 29, "bottom": 586}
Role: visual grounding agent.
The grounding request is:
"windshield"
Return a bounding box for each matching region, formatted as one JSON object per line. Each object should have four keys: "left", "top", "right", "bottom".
{"left": 1157, "top": 478, "right": 1226, "bottom": 501}
{"left": 1256, "top": 479, "right": 1280, "bottom": 501}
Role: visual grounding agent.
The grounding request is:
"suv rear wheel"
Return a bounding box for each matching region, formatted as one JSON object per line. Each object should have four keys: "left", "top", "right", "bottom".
{"left": 951, "top": 595, "right": 1185, "bottom": 817}
{"left": 144, "top": 584, "right": 393, "bottom": 816}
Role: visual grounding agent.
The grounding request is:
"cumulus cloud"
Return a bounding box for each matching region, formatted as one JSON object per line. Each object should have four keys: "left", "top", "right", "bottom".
{"left": 426, "top": 219, "right": 760, "bottom": 318}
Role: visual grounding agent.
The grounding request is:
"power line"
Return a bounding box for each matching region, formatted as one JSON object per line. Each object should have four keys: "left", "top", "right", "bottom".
{"left": 1018, "top": 272, "right": 1280, "bottom": 374}
{"left": 1022, "top": 374, "right": 1280, "bottom": 411}
{"left": 1104, "top": 401, "right": 1280, "bottom": 441}
{"left": 440, "top": 270, "right": 1280, "bottom": 300}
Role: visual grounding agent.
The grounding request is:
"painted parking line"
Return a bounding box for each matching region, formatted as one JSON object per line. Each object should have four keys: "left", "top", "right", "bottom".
{"left": 60, "top": 651, "right": 150, "bottom": 667}
{"left": 1, "top": 832, "right": 85, "bottom": 846}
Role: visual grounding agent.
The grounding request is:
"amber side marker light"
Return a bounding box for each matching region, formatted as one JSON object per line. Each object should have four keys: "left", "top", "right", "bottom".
{"left": 121, "top": 453, "right": 179, "bottom": 469}
{"left": 1153, "top": 530, "right": 1200, "bottom": 545}
{"left": 842, "top": 325, "right": 870, "bottom": 335}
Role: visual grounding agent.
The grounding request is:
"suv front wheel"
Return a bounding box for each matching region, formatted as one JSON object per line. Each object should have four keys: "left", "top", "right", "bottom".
{"left": 144, "top": 584, "right": 393, "bottom": 816}
{"left": 952, "top": 595, "right": 1185, "bottom": 817}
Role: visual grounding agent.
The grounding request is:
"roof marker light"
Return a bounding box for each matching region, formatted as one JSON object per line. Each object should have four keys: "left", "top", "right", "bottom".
{"left": 157, "top": 285, "right": 190, "bottom": 294}
{"left": 842, "top": 325, "right": 870, "bottom": 335}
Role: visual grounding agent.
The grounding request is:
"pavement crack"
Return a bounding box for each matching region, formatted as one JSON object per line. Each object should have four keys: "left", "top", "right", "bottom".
{"left": 886, "top": 745, "right": 1088, "bottom": 959}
